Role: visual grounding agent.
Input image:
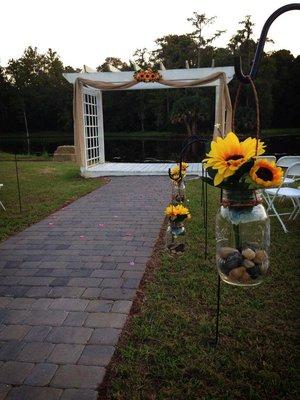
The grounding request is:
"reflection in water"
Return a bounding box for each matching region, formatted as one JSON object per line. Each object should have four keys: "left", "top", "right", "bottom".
{"left": 104, "top": 136, "right": 300, "bottom": 162}
{"left": 1, "top": 135, "right": 299, "bottom": 161}
{"left": 104, "top": 138, "right": 208, "bottom": 162}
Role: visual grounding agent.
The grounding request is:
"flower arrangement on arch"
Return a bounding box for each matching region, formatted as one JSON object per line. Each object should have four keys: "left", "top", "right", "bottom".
{"left": 133, "top": 67, "right": 162, "bottom": 83}
{"left": 203, "top": 132, "right": 283, "bottom": 189}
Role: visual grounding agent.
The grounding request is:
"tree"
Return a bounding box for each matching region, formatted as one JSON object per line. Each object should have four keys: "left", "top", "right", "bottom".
{"left": 228, "top": 15, "right": 255, "bottom": 55}
{"left": 97, "top": 57, "right": 130, "bottom": 72}
{"left": 133, "top": 48, "right": 149, "bottom": 69}
{"left": 0, "top": 65, "right": 18, "bottom": 133}
{"left": 5, "top": 47, "right": 74, "bottom": 132}
{"left": 227, "top": 16, "right": 275, "bottom": 132}
{"left": 170, "top": 95, "right": 210, "bottom": 136}
{"left": 152, "top": 34, "right": 197, "bottom": 69}
{"left": 187, "top": 13, "right": 225, "bottom": 67}
{"left": 213, "top": 47, "right": 234, "bottom": 67}
{"left": 269, "top": 50, "right": 298, "bottom": 128}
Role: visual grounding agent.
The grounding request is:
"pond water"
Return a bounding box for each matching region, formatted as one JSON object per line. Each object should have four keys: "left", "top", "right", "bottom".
{"left": 1, "top": 135, "right": 300, "bottom": 161}
{"left": 104, "top": 135, "right": 300, "bottom": 162}
{"left": 104, "top": 138, "right": 207, "bottom": 162}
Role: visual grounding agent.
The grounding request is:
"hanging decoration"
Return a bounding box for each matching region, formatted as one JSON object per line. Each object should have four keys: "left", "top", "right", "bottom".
{"left": 202, "top": 132, "right": 283, "bottom": 286}
{"left": 133, "top": 67, "right": 162, "bottom": 83}
{"left": 170, "top": 162, "right": 189, "bottom": 204}
{"left": 160, "top": 2, "right": 299, "bottom": 344}
{"left": 165, "top": 162, "right": 191, "bottom": 255}
{"left": 165, "top": 203, "right": 191, "bottom": 255}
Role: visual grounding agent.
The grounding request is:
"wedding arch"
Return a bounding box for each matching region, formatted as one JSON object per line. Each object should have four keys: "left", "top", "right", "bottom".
{"left": 63, "top": 66, "right": 234, "bottom": 175}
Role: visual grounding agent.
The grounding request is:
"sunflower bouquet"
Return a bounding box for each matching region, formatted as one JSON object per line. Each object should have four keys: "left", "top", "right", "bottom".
{"left": 169, "top": 162, "right": 189, "bottom": 203}
{"left": 165, "top": 204, "right": 191, "bottom": 254}
{"left": 133, "top": 67, "right": 162, "bottom": 83}
{"left": 166, "top": 163, "right": 190, "bottom": 254}
{"left": 203, "top": 132, "right": 281, "bottom": 287}
{"left": 203, "top": 132, "right": 283, "bottom": 189}
{"left": 169, "top": 162, "right": 189, "bottom": 181}
{"left": 165, "top": 204, "right": 191, "bottom": 223}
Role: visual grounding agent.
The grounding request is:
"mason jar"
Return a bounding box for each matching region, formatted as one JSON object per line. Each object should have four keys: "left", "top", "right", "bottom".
{"left": 171, "top": 180, "right": 186, "bottom": 204}
{"left": 166, "top": 220, "right": 186, "bottom": 254}
{"left": 216, "top": 189, "right": 270, "bottom": 286}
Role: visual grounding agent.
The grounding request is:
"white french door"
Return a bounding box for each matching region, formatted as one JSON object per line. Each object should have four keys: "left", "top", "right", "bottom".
{"left": 82, "top": 88, "right": 105, "bottom": 167}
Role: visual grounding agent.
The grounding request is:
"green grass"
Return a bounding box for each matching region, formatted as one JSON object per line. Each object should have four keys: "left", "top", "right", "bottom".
{"left": 0, "top": 152, "right": 104, "bottom": 241}
{"left": 103, "top": 181, "right": 299, "bottom": 400}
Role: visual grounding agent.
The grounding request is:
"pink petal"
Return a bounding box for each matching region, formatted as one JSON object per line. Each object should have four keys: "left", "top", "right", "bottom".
{"left": 129, "top": 261, "right": 135, "bottom": 266}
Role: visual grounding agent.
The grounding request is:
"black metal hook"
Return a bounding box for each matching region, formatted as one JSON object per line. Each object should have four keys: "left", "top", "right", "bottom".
{"left": 234, "top": 3, "right": 300, "bottom": 83}
{"left": 168, "top": 135, "right": 206, "bottom": 181}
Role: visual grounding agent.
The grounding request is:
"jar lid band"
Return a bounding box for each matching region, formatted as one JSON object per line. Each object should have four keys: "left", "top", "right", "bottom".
{"left": 221, "top": 198, "right": 262, "bottom": 208}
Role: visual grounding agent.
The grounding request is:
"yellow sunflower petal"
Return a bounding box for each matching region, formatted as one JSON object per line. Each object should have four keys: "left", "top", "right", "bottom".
{"left": 214, "top": 172, "right": 224, "bottom": 186}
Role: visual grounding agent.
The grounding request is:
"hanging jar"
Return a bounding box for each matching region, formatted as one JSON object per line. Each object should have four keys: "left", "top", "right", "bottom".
{"left": 165, "top": 204, "right": 190, "bottom": 255}
{"left": 216, "top": 189, "right": 270, "bottom": 286}
{"left": 166, "top": 219, "right": 186, "bottom": 254}
{"left": 171, "top": 179, "right": 186, "bottom": 204}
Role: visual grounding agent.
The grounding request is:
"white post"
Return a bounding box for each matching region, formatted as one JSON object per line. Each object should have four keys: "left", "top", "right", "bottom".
{"left": 215, "top": 84, "right": 221, "bottom": 134}
{"left": 96, "top": 90, "right": 105, "bottom": 163}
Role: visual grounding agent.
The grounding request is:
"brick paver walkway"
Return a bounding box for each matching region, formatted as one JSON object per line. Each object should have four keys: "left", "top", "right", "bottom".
{"left": 0, "top": 176, "right": 170, "bottom": 400}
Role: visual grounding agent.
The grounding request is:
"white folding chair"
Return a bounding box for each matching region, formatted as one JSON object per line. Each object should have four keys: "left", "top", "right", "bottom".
{"left": 277, "top": 156, "right": 300, "bottom": 168}
{"left": 0, "top": 184, "right": 6, "bottom": 211}
{"left": 264, "top": 163, "right": 300, "bottom": 233}
{"left": 277, "top": 156, "right": 300, "bottom": 185}
{"left": 256, "top": 155, "right": 276, "bottom": 163}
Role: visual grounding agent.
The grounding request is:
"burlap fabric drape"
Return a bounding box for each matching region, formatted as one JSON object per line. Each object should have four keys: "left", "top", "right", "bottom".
{"left": 74, "top": 72, "right": 232, "bottom": 166}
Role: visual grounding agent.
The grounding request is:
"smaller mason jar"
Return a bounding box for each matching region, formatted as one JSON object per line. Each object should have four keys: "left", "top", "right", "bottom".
{"left": 171, "top": 180, "right": 186, "bottom": 204}
{"left": 166, "top": 220, "right": 186, "bottom": 254}
{"left": 216, "top": 189, "right": 270, "bottom": 287}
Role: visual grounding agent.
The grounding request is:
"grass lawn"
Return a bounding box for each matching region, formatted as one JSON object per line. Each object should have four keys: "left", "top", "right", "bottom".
{"left": 0, "top": 152, "right": 104, "bottom": 242}
{"left": 102, "top": 180, "right": 299, "bottom": 400}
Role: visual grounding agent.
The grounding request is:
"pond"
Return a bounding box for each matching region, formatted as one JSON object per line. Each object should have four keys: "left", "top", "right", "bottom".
{"left": 1, "top": 134, "right": 300, "bottom": 161}
{"left": 104, "top": 135, "right": 300, "bottom": 162}
{"left": 104, "top": 138, "right": 207, "bottom": 162}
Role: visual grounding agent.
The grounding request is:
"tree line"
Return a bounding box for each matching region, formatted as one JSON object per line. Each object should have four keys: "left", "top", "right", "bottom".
{"left": 0, "top": 14, "right": 299, "bottom": 138}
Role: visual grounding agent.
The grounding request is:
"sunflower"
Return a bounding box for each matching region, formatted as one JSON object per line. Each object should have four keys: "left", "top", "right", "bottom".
{"left": 180, "top": 162, "right": 189, "bottom": 170}
{"left": 165, "top": 204, "right": 190, "bottom": 218}
{"left": 249, "top": 159, "right": 283, "bottom": 187}
{"left": 176, "top": 204, "right": 190, "bottom": 216}
{"left": 170, "top": 165, "right": 186, "bottom": 180}
{"left": 203, "top": 132, "right": 265, "bottom": 186}
{"left": 165, "top": 205, "right": 177, "bottom": 218}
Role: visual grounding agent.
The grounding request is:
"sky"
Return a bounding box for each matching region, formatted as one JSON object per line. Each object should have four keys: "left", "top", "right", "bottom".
{"left": 1, "top": 0, "right": 300, "bottom": 69}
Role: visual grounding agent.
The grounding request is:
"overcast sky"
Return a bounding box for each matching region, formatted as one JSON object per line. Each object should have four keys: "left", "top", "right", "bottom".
{"left": 1, "top": 0, "right": 299, "bottom": 69}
